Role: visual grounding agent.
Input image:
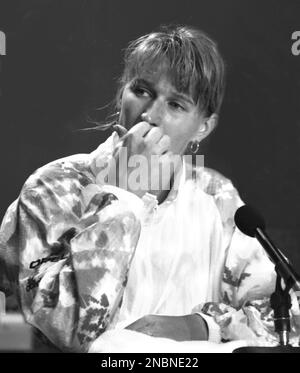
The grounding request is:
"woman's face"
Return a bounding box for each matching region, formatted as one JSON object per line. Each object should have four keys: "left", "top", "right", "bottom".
{"left": 118, "top": 65, "right": 207, "bottom": 155}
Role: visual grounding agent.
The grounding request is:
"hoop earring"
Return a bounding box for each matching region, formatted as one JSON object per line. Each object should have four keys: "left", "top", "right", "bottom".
{"left": 189, "top": 141, "right": 200, "bottom": 154}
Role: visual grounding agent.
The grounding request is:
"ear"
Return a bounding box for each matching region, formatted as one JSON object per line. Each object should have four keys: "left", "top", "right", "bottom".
{"left": 193, "top": 113, "right": 218, "bottom": 142}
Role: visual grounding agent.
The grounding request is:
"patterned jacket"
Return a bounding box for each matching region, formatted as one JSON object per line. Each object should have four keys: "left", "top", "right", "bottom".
{"left": 0, "top": 133, "right": 299, "bottom": 352}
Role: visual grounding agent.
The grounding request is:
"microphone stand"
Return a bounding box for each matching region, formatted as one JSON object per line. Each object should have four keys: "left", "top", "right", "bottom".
{"left": 270, "top": 268, "right": 293, "bottom": 346}
{"left": 234, "top": 230, "right": 300, "bottom": 353}
{"left": 235, "top": 269, "right": 300, "bottom": 353}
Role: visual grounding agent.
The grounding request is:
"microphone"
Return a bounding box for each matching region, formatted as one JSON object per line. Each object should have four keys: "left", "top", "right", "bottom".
{"left": 234, "top": 205, "right": 300, "bottom": 291}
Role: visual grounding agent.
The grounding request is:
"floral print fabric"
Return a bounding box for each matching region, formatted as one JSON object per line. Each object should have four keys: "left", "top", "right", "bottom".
{"left": 0, "top": 133, "right": 299, "bottom": 351}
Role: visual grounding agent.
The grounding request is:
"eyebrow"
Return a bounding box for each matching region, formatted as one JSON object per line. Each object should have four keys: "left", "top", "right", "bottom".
{"left": 133, "top": 78, "right": 152, "bottom": 88}
{"left": 133, "top": 78, "right": 195, "bottom": 106}
{"left": 171, "top": 92, "right": 195, "bottom": 106}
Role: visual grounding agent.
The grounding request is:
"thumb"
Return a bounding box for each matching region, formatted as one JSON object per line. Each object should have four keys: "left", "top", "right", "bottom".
{"left": 112, "top": 124, "right": 128, "bottom": 138}
{"left": 112, "top": 124, "right": 132, "bottom": 158}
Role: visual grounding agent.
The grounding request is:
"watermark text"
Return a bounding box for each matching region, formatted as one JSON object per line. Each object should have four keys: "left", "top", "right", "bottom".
{"left": 94, "top": 149, "right": 204, "bottom": 193}
{"left": 291, "top": 31, "right": 300, "bottom": 56}
{"left": 0, "top": 30, "right": 6, "bottom": 56}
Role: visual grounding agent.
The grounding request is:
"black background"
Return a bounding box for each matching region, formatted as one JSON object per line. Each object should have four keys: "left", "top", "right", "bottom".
{"left": 0, "top": 0, "right": 299, "bottom": 268}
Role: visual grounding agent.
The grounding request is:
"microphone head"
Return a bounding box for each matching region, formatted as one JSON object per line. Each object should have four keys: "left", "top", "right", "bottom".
{"left": 234, "top": 205, "right": 266, "bottom": 237}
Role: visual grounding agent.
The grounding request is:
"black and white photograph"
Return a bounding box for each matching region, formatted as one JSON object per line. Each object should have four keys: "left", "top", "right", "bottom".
{"left": 0, "top": 0, "right": 299, "bottom": 356}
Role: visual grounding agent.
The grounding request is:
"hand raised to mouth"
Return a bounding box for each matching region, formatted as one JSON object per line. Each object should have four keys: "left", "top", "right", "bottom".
{"left": 109, "top": 122, "right": 180, "bottom": 203}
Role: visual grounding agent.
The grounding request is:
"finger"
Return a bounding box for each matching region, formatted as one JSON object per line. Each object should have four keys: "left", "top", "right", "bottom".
{"left": 153, "top": 134, "right": 170, "bottom": 154}
{"left": 128, "top": 121, "right": 152, "bottom": 138}
{"left": 159, "top": 150, "right": 173, "bottom": 161}
{"left": 144, "top": 127, "right": 164, "bottom": 147}
{"left": 112, "top": 124, "right": 128, "bottom": 138}
{"left": 118, "top": 122, "right": 150, "bottom": 151}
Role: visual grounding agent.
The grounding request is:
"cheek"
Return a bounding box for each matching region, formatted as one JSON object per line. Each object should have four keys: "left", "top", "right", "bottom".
{"left": 119, "top": 93, "right": 143, "bottom": 129}
{"left": 164, "top": 119, "right": 199, "bottom": 153}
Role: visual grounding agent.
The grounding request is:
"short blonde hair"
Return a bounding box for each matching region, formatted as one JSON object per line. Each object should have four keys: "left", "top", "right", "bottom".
{"left": 118, "top": 25, "right": 226, "bottom": 116}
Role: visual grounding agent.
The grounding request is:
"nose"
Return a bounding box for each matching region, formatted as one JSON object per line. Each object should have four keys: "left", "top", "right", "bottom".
{"left": 141, "top": 100, "right": 163, "bottom": 127}
{"left": 141, "top": 112, "right": 154, "bottom": 124}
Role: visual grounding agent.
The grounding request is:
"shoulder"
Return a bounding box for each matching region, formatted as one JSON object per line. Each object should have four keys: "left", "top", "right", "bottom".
{"left": 17, "top": 153, "right": 96, "bottom": 226}
{"left": 194, "top": 167, "right": 244, "bottom": 228}
{"left": 196, "top": 168, "right": 237, "bottom": 197}
{"left": 22, "top": 153, "right": 93, "bottom": 200}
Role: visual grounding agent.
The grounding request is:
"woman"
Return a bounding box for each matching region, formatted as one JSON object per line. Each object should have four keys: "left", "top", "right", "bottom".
{"left": 0, "top": 25, "right": 299, "bottom": 352}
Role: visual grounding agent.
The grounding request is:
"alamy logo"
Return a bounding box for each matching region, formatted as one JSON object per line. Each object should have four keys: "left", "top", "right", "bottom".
{"left": 0, "top": 30, "right": 6, "bottom": 55}
{"left": 291, "top": 31, "right": 300, "bottom": 56}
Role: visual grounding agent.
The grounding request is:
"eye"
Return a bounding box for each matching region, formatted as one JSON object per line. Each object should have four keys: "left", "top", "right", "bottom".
{"left": 168, "top": 101, "right": 185, "bottom": 111}
{"left": 130, "top": 82, "right": 152, "bottom": 98}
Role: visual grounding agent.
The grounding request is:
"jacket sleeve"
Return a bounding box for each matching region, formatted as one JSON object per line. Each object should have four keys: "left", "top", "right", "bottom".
{"left": 197, "top": 229, "right": 300, "bottom": 346}
{"left": 194, "top": 174, "right": 300, "bottom": 346}
{"left": 0, "top": 177, "right": 142, "bottom": 352}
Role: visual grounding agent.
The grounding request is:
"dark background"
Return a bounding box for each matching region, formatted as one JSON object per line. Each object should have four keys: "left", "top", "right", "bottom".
{"left": 0, "top": 0, "right": 299, "bottom": 268}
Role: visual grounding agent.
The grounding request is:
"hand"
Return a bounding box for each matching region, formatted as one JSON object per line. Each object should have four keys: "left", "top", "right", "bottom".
{"left": 108, "top": 122, "right": 180, "bottom": 201}
{"left": 125, "top": 314, "right": 208, "bottom": 341}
